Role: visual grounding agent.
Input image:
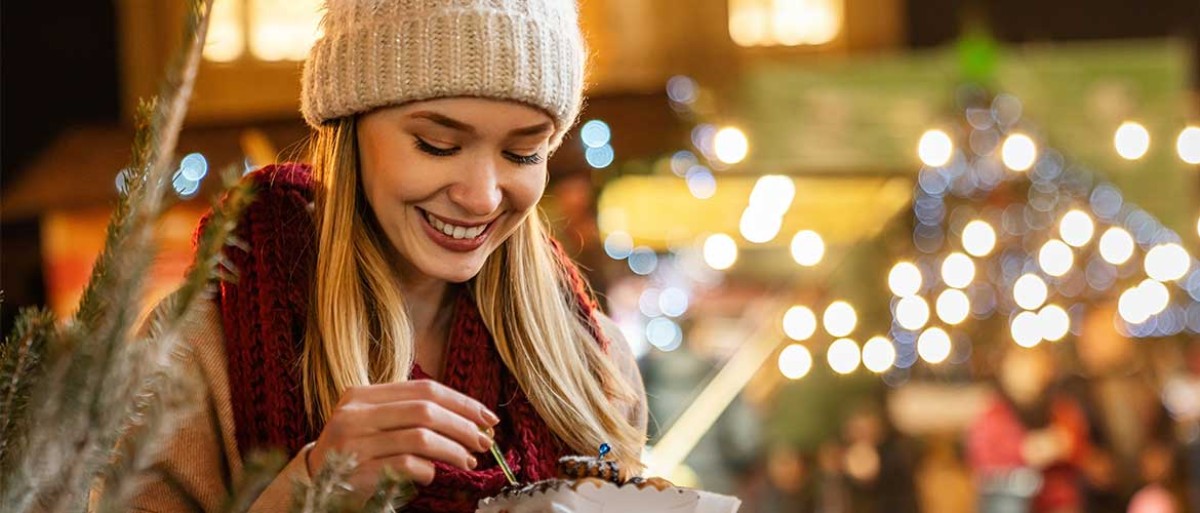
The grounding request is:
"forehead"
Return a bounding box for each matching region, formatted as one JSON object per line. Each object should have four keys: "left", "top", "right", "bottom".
{"left": 381, "top": 97, "right": 554, "bottom": 133}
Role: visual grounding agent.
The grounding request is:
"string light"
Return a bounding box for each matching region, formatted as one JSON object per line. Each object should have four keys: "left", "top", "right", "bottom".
{"left": 783, "top": 306, "right": 818, "bottom": 341}
{"left": 1001, "top": 133, "right": 1037, "bottom": 171}
{"left": 962, "top": 220, "right": 997, "bottom": 257}
{"left": 1038, "top": 240, "right": 1074, "bottom": 277}
{"left": 827, "top": 338, "right": 861, "bottom": 375}
{"left": 1099, "top": 227, "right": 1135, "bottom": 265}
{"left": 916, "top": 327, "right": 951, "bottom": 364}
{"left": 779, "top": 344, "right": 814, "bottom": 380}
{"left": 823, "top": 301, "right": 858, "bottom": 337}
{"left": 888, "top": 262, "right": 923, "bottom": 297}
{"left": 895, "top": 296, "right": 931, "bottom": 330}
{"left": 918, "top": 129, "right": 954, "bottom": 167}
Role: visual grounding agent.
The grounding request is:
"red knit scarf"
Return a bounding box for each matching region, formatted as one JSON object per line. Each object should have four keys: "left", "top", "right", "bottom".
{"left": 204, "top": 163, "right": 610, "bottom": 511}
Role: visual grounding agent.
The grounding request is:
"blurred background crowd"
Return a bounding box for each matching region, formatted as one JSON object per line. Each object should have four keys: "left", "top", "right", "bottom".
{"left": 3, "top": 1, "right": 1200, "bottom": 512}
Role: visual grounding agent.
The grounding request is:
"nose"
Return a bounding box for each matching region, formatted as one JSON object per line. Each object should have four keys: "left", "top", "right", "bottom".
{"left": 446, "top": 155, "right": 503, "bottom": 217}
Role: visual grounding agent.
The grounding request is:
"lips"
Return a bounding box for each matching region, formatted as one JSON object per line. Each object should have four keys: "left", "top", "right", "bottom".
{"left": 417, "top": 208, "right": 496, "bottom": 252}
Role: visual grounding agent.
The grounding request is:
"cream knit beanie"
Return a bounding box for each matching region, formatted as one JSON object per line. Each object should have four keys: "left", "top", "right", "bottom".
{"left": 301, "top": 0, "right": 586, "bottom": 148}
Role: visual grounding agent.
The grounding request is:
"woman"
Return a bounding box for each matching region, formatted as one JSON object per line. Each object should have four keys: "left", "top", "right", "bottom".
{"left": 131, "top": 1, "right": 647, "bottom": 511}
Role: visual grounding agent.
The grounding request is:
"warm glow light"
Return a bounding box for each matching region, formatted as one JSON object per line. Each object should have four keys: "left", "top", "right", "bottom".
{"left": 730, "top": 0, "right": 844, "bottom": 47}
{"left": 714, "top": 126, "right": 749, "bottom": 164}
{"left": 778, "top": 344, "right": 814, "bottom": 380}
{"left": 1011, "top": 311, "right": 1043, "bottom": 348}
{"left": 1039, "top": 240, "right": 1074, "bottom": 277}
{"left": 1001, "top": 133, "right": 1037, "bottom": 171}
{"left": 204, "top": 0, "right": 245, "bottom": 62}
{"left": 1059, "top": 210, "right": 1095, "bottom": 248}
{"left": 1013, "top": 274, "right": 1049, "bottom": 311}
{"left": 249, "top": 0, "right": 323, "bottom": 61}
{"left": 895, "top": 296, "right": 931, "bottom": 331}
{"left": 888, "top": 262, "right": 923, "bottom": 297}
{"left": 827, "top": 338, "right": 861, "bottom": 375}
{"left": 861, "top": 336, "right": 896, "bottom": 373}
{"left": 918, "top": 129, "right": 954, "bottom": 167}
{"left": 1178, "top": 126, "right": 1200, "bottom": 165}
{"left": 1114, "top": 122, "right": 1151, "bottom": 160}
{"left": 936, "top": 289, "right": 971, "bottom": 325}
{"left": 783, "top": 306, "right": 818, "bottom": 341}
{"left": 962, "top": 220, "right": 997, "bottom": 257}
{"left": 941, "top": 253, "right": 976, "bottom": 289}
{"left": 1119, "top": 286, "right": 1151, "bottom": 325}
{"left": 791, "top": 230, "right": 825, "bottom": 267}
{"left": 740, "top": 206, "right": 783, "bottom": 243}
{"left": 1099, "top": 227, "right": 1135, "bottom": 265}
{"left": 703, "top": 234, "right": 739, "bottom": 270}
{"left": 916, "top": 327, "right": 951, "bottom": 364}
{"left": 823, "top": 301, "right": 858, "bottom": 337}
{"left": 1145, "top": 243, "right": 1191, "bottom": 282}
{"left": 1038, "top": 305, "right": 1070, "bottom": 342}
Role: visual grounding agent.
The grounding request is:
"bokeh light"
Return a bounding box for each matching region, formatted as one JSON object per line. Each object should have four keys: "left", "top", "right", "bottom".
{"left": 713, "top": 126, "right": 749, "bottom": 164}
{"left": 918, "top": 129, "right": 954, "bottom": 167}
{"left": 1145, "top": 243, "right": 1191, "bottom": 282}
{"left": 824, "top": 301, "right": 858, "bottom": 337}
{"left": 685, "top": 166, "right": 718, "bottom": 199}
{"left": 1119, "top": 285, "right": 1151, "bottom": 325}
{"left": 1178, "top": 126, "right": 1200, "bottom": 164}
{"left": 604, "top": 231, "right": 634, "bottom": 260}
{"left": 1038, "top": 240, "right": 1074, "bottom": 277}
{"left": 827, "top": 338, "right": 861, "bottom": 375}
{"left": 1011, "top": 311, "right": 1043, "bottom": 348}
{"left": 580, "top": 120, "right": 612, "bottom": 148}
{"left": 778, "top": 344, "right": 813, "bottom": 380}
{"left": 962, "top": 220, "right": 997, "bottom": 257}
{"left": 1059, "top": 210, "right": 1095, "bottom": 248}
{"left": 646, "top": 317, "right": 682, "bottom": 351}
{"left": 895, "top": 296, "right": 931, "bottom": 331}
{"left": 1037, "top": 304, "right": 1070, "bottom": 342}
{"left": 862, "top": 336, "right": 896, "bottom": 373}
{"left": 1013, "top": 274, "right": 1049, "bottom": 310}
{"left": 659, "top": 288, "right": 690, "bottom": 318}
{"left": 888, "top": 262, "right": 923, "bottom": 297}
{"left": 1099, "top": 227, "right": 1135, "bottom": 265}
{"left": 1001, "top": 133, "right": 1037, "bottom": 171}
{"left": 749, "top": 175, "right": 796, "bottom": 216}
{"left": 628, "top": 247, "right": 658, "bottom": 275}
{"left": 941, "top": 252, "right": 976, "bottom": 288}
{"left": 783, "top": 305, "right": 818, "bottom": 341}
{"left": 740, "top": 206, "right": 783, "bottom": 243}
{"left": 1139, "top": 279, "right": 1171, "bottom": 316}
{"left": 791, "top": 230, "right": 825, "bottom": 267}
{"left": 702, "top": 233, "right": 738, "bottom": 270}
{"left": 1114, "top": 121, "right": 1150, "bottom": 160}
{"left": 936, "top": 288, "right": 971, "bottom": 325}
{"left": 916, "top": 327, "right": 952, "bottom": 364}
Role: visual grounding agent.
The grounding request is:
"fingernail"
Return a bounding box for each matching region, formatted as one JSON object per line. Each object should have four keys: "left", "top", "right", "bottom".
{"left": 468, "top": 456, "right": 478, "bottom": 469}
{"left": 478, "top": 433, "right": 493, "bottom": 451}
{"left": 481, "top": 407, "right": 500, "bottom": 426}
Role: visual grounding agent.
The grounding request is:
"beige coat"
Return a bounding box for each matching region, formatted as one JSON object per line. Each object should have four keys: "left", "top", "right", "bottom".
{"left": 127, "top": 296, "right": 647, "bottom": 512}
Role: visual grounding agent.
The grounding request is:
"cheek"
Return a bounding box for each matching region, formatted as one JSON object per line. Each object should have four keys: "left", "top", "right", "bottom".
{"left": 507, "top": 170, "right": 548, "bottom": 211}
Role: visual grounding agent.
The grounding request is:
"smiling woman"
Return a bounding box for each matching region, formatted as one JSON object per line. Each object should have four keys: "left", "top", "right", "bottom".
{"left": 129, "top": 1, "right": 648, "bottom": 512}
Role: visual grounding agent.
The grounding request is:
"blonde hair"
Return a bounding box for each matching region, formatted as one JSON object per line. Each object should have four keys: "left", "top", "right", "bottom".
{"left": 301, "top": 117, "right": 645, "bottom": 475}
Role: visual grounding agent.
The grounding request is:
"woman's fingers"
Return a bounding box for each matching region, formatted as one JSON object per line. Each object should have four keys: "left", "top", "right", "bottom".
{"left": 365, "top": 401, "right": 493, "bottom": 453}
{"left": 358, "top": 427, "right": 478, "bottom": 471}
{"left": 343, "top": 380, "right": 499, "bottom": 428}
{"left": 356, "top": 454, "right": 438, "bottom": 486}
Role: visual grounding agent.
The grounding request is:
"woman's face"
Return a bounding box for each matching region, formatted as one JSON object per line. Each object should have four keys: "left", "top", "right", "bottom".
{"left": 357, "top": 97, "right": 554, "bottom": 283}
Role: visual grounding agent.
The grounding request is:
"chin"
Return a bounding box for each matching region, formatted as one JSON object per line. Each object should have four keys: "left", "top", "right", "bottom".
{"left": 420, "top": 258, "right": 487, "bottom": 284}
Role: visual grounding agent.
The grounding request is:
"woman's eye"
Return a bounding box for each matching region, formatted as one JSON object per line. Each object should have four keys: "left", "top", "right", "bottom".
{"left": 414, "top": 137, "right": 459, "bottom": 157}
{"left": 505, "top": 151, "right": 544, "bottom": 166}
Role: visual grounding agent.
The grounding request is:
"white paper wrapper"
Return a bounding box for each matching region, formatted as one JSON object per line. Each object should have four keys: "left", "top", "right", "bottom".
{"left": 475, "top": 480, "right": 741, "bottom": 513}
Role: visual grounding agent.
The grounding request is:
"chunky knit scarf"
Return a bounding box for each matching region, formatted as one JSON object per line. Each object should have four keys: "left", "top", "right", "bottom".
{"left": 206, "top": 163, "right": 610, "bottom": 511}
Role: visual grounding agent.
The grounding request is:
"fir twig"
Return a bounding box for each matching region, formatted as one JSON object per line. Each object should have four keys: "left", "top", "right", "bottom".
{"left": 290, "top": 452, "right": 357, "bottom": 513}
{"left": 0, "top": 308, "right": 56, "bottom": 472}
{"left": 360, "top": 466, "right": 417, "bottom": 513}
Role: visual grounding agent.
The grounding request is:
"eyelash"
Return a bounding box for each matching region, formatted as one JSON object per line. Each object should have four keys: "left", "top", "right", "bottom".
{"left": 414, "top": 137, "right": 544, "bottom": 166}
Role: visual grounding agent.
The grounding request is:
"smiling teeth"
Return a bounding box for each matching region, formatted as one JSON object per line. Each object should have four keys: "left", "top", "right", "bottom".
{"left": 426, "top": 212, "right": 488, "bottom": 239}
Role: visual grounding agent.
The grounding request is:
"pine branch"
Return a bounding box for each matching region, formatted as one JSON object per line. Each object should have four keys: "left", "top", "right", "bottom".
{"left": 290, "top": 452, "right": 356, "bottom": 513}
{"left": 0, "top": 308, "right": 56, "bottom": 473}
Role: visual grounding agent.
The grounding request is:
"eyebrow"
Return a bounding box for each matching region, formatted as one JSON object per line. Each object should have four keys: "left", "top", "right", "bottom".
{"left": 409, "top": 111, "right": 554, "bottom": 138}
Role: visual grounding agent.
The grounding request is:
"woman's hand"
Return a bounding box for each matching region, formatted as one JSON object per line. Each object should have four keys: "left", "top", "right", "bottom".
{"left": 306, "top": 380, "right": 500, "bottom": 500}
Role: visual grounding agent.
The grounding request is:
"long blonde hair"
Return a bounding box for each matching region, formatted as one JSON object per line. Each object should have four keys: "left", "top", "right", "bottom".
{"left": 301, "top": 117, "right": 644, "bottom": 474}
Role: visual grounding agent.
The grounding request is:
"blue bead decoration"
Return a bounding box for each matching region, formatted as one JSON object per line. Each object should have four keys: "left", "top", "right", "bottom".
{"left": 598, "top": 443, "right": 611, "bottom": 460}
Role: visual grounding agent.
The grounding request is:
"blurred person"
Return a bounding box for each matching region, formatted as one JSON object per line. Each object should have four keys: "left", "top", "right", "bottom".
{"left": 968, "top": 345, "right": 1091, "bottom": 513}
{"left": 840, "top": 402, "right": 921, "bottom": 513}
